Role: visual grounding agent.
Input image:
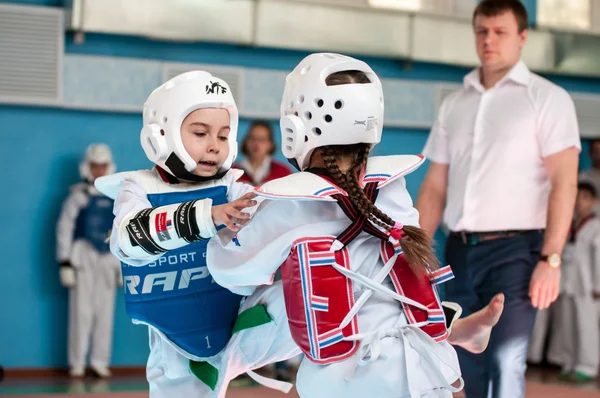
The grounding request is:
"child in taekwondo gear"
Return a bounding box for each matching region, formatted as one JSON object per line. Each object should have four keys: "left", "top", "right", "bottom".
{"left": 207, "top": 53, "right": 506, "bottom": 398}
{"left": 56, "top": 143, "right": 121, "bottom": 379}
{"left": 94, "top": 71, "right": 298, "bottom": 398}
{"left": 556, "top": 182, "right": 600, "bottom": 382}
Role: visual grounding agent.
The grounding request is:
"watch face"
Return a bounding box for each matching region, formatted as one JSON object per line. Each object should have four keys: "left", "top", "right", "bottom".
{"left": 548, "top": 254, "right": 561, "bottom": 267}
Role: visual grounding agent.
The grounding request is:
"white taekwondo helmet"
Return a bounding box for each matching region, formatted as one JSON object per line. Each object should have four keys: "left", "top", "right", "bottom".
{"left": 79, "top": 143, "right": 116, "bottom": 181}
{"left": 279, "top": 53, "right": 384, "bottom": 171}
{"left": 140, "top": 70, "right": 239, "bottom": 181}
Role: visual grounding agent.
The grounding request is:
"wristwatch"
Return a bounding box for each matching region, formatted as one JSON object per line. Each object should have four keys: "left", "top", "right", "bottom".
{"left": 540, "top": 253, "right": 561, "bottom": 268}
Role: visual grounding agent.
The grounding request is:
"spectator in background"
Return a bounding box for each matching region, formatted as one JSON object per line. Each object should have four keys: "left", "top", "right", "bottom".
{"left": 415, "top": 1, "right": 580, "bottom": 397}
{"left": 235, "top": 122, "right": 298, "bottom": 381}
{"left": 527, "top": 140, "right": 600, "bottom": 368}
{"left": 556, "top": 182, "right": 600, "bottom": 383}
{"left": 56, "top": 143, "right": 121, "bottom": 378}
{"left": 579, "top": 139, "right": 600, "bottom": 215}
{"left": 527, "top": 293, "right": 563, "bottom": 367}
{"left": 235, "top": 121, "right": 292, "bottom": 186}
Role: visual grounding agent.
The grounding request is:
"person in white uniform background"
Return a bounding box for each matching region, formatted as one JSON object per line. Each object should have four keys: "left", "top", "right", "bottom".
{"left": 526, "top": 297, "right": 563, "bottom": 367}
{"left": 529, "top": 141, "right": 600, "bottom": 367}
{"left": 56, "top": 143, "right": 121, "bottom": 378}
{"left": 556, "top": 182, "right": 600, "bottom": 382}
{"left": 579, "top": 139, "right": 600, "bottom": 216}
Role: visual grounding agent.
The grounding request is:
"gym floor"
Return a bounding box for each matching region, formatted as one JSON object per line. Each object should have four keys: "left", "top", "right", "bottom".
{"left": 1, "top": 366, "right": 599, "bottom": 397}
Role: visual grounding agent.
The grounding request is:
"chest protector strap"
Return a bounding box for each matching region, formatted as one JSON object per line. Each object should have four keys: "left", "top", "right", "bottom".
{"left": 331, "top": 183, "right": 389, "bottom": 248}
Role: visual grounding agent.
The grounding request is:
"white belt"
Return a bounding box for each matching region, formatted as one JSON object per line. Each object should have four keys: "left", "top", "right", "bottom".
{"left": 328, "top": 251, "right": 463, "bottom": 397}
{"left": 344, "top": 325, "right": 463, "bottom": 397}
{"left": 246, "top": 370, "right": 293, "bottom": 393}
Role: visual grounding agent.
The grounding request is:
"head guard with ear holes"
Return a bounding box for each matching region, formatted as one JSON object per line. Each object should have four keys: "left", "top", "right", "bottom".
{"left": 279, "top": 53, "right": 384, "bottom": 171}
{"left": 140, "top": 70, "right": 238, "bottom": 181}
{"left": 79, "top": 143, "right": 116, "bottom": 181}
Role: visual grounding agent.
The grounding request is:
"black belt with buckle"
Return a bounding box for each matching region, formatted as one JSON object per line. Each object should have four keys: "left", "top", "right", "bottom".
{"left": 450, "top": 230, "right": 533, "bottom": 246}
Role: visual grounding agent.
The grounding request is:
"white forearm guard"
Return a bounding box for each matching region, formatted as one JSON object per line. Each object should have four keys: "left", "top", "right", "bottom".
{"left": 117, "top": 198, "right": 216, "bottom": 258}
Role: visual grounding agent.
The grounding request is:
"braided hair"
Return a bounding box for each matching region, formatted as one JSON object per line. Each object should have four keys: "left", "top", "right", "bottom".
{"left": 321, "top": 71, "right": 439, "bottom": 273}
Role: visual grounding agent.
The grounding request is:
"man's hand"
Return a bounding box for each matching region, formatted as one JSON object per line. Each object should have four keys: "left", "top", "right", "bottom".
{"left": 529, "top": 262, "right": 561, "bottom": 309}
{"left": 211, "top": 192, "right": 257, "bottom": 232}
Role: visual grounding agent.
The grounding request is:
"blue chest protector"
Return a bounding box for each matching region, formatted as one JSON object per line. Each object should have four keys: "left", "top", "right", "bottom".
{"left": 74, "top": 193, "right": 114, "bottom": 253}
{"left": 121, "top": 185, "right": 244, "bottom": 358}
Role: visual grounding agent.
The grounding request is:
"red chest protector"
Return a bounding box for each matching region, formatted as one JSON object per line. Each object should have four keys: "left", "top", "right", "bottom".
{"left": 282, "top": 236, "right": 359, "bottom": 363}
{"left": 280, "top": 181, "right": 454, "bottom": 365}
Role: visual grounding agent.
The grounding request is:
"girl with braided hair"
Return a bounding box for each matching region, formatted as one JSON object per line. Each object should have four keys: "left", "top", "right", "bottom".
{"left": 207, "top": 53, "right": 503, "bottom": 398}
{"left": 315, "top": 71, "right": 436, "bottom": 273}
{"left": 317, "top": 141, "right": 438, "bottom": 272}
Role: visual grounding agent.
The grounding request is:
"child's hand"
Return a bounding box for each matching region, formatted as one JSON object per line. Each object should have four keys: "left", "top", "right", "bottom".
{"left": 211, "top": 192, "right": 257, "bottom": 232}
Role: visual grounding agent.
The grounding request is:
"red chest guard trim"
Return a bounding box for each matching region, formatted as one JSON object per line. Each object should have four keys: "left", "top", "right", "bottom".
{"left": 361, "top": 155, "right": 425, "bottom": 188}
{"left": 282, "top": 236, "right": 360, "bottom": 364}
{"left": 255, "top": 155, "right": 425, "bottom": 201}
{"left": 380, "top": 241, "right": 453, "bottom": 343}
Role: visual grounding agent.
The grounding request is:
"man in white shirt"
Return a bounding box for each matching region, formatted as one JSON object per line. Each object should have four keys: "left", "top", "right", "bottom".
{"left": 416, "top": 1, "right": 580, "bottom": 397}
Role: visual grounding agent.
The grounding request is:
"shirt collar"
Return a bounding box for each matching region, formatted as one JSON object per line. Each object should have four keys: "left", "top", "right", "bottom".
{"left": 464, "top": 60, "right": 530, "bottom": 92}
{"left": 239, "top": 156, "right": 273, "bottom": 185}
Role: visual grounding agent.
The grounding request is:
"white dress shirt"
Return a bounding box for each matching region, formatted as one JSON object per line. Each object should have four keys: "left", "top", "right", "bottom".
{"left": 423, "top": 61, "right": 581, "bottom": 232}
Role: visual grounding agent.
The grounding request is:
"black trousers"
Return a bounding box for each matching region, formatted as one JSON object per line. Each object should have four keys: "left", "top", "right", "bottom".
{"left": 445, "top": 230, "right": 543, "bottom": 398}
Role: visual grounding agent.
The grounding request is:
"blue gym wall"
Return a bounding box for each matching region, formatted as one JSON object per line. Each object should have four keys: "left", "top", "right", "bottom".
{"left": 0, "top": 0, "right": 599, "bottom": 368}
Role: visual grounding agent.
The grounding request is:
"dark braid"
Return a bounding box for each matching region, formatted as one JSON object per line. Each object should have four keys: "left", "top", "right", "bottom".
{"left": 319, "top": 69, "right": 439, "bottom": 273}
{"left": 322, "top": 143, "right": 439, "bottom": 273}
{"left": 322, "top": 146, "right": 350, "bottom": 193}
{"left": 350, "top": 144, "right": 395, "bottom": 227}
{"left": 345, "top": 146, "right": 394, "bottom": 232}
{"left": 324, "top": 144, "right": 394, "bottom": 232}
